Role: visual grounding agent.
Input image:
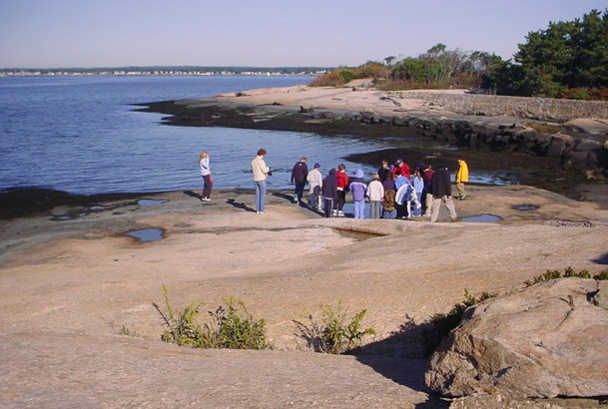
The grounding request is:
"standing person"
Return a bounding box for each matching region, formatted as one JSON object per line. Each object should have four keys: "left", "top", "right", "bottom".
{"left": 378, "top": 160, "right": 391, "bottom": 182}
{"left": 334, "top": 163, "right": 349, "bottom": 217}
{"left": 291, "top": 156, "right": 308, "bottom": 204}
{"left": 455, "top": 158, "right": 469, "bottom": 200}
{"left": 391, "top": 159, "right": 411, "bottom": 180}
{"left": 366, "top": 173, "right": 385, "bottom": 219}
{"left": 422, "top": 163, "right": 435, "bottom": 217}
{"left": 412, "top": 169, "right": 424, "bottom": 216}
{"left": 322, "top": 168, "right": 337, "bottom": 218}
{"left": 307, "top": 162, "right": 323, "bottom": 211}
{"left": 430, "top": 162, "right": 458, "bottom": 222}
{"left": 382, "top": 173, "right": 397, "bottom": 219}
{"left": 251, "top": 148, "right": 271, "bottom": 214}
{"left": 198, "top": 151, "right": 213, "bottom": 202}
{"left": 350, "top": 169, "right": 367, "bottom": 219}
{"left": 394, "top": 170, "right": 410, "bottom": 191}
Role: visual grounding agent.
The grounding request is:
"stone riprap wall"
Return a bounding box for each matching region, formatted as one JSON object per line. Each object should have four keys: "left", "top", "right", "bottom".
{"left": 388, "top": 92, "right": 608, "bottom": 122}
{"left": 309, "top": 109, "right": 608, "bottom": 175}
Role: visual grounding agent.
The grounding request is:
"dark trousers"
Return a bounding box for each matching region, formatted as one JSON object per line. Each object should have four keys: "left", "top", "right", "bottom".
{"left": 202, "top": 175, "right": 213, "bottom": 199}
{"left": 294, "top": 182, "right": 306, "bottom": 203}
{"left": 323, "top": 198, "right": 334, "bottom": 218}
{"left": 335, "top": 189, "right": 346, "bottom": 211}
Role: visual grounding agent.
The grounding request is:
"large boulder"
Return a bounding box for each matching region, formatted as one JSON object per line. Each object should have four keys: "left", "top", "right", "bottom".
{"left": 425, "top": 278, "right": 608, "bottom": 399}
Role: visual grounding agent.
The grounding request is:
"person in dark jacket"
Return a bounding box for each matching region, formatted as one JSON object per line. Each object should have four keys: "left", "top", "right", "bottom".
{"left": 378, "top": 160, "right": 391, "bottom": 182}
{"left": 430, "top": 162, "right": 457, "bottom": 222}
{"left": 322, "top": 168, "right": 337, "bottom": 218}
{"left": 291, "top": 156, "right": 308, "bottom": 204}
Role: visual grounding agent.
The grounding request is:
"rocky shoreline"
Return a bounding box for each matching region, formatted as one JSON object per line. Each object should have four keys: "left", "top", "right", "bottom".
{"left": 136, "top": 85, "right": 608, "bottom": 207}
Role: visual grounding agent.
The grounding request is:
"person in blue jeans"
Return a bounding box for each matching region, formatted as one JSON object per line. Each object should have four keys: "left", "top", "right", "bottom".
{"left": 251, "top": 148, "right": 271, "bottom": 214}
{"left": 350, "top": 169, "right": 367, "bottom": 219}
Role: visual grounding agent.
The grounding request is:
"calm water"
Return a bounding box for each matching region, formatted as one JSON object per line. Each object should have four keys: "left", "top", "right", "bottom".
{"left": 0, "top": 75, "right": 385, "bottom": 195}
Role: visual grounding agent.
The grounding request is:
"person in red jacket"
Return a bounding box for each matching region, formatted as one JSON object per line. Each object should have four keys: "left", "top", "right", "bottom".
{"left": 334, "top": 163, "right": 349, "bottom": 217}
{"left": 391, "top": 158, "right": 411, "bottom": 180}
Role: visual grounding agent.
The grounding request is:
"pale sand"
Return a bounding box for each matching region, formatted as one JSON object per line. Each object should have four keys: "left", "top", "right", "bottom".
{"left": 1, "top": 185, "right": 608, "bottom": 407}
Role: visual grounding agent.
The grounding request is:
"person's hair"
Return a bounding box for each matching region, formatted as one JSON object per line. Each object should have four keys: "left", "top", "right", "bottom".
{"left": 300, "top": 156, "right": 307, "bottom": 162}
{"left": 338, "top": 163, "right": 346, "bottom": 170}
{"left": 382, "top": 159, "right": 389, "bottom": 165}
{"left": 257, "top": 148, "right": 267, "bottom": 156}
{"left": 387, "top": 172, "right": 394, "bottom": 179}
{"left": 199, "top": 151, "right": 208, "bottom": 161}
{"left": 395, "top": 170, "right": 402, "bottom": 176}
{"left": 372, "top": 173, "right": 380, "bottom": 181}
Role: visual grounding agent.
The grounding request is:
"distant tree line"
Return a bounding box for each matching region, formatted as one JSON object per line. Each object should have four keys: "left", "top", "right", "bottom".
{"left": 312, "top": 9, "right": 608, "bottom": 100}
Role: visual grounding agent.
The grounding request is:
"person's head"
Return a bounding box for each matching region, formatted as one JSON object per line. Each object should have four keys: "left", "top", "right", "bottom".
{"left": 414, "top": 169, "right": 421, "bottom": 177}
{"left": 199, "top": 151, "right": 208, "bottom": 160}
{"left": 338, "top": 163, "right": 346, "bottom": 171}
{"left": 257, "top": 148, "right": 267, "bottom": 157}
{"left": 355, "top": 169, "right": 364, "bottom": 178}
{"left": 395, "top": 170, "right": 402, "bottom": 177}
{"left": 387, "top": 172, "right": 394, "bottom": 180}
{"left": 329, "top": 168, "right": 336, "bottom": 176}
{"left": 395, "top": 158, "right": 403, "bottom": 166}
{"left": 300, "top": 156, "right": 307, "bottom": 162}
{"left": 314, "top": 162, "right": 320, "bottom": 169}
{"left": 372, "top": 173, "right": 380, "bottom": 181}
{"left": 382, "top": 159, "right": 389, "bottom": 167}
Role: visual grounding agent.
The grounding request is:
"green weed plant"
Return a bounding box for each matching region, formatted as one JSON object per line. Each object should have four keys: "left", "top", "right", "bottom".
{"left": 153, "top": 286, "right": 271, "bottom": 350}
{"left": 293, "top": 302, "right": 376, "bottom": 354}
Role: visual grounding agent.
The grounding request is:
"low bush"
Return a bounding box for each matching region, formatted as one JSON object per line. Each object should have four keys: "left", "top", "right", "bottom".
{"left": 293, "top": 302, "right": 376, "bottom": 354}
{"left": 153, "top": 286, "right": 271, "bottom": 350}
{"left": 524, "top": 266, "right": 602, "bottom": 287}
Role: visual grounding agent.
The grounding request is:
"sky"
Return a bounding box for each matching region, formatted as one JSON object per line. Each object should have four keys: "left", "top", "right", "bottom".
{"left": 0, "top": 0, "right": 606, "bottom": 69}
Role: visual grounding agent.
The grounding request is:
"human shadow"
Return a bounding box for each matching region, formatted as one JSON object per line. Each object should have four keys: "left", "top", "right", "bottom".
{"left": 271, "top": 191, "right": 297, "bottom": 204}
{"left": 592, "top": 252, "right": 608, "bottom": 265}
{"left": 183, "top": 190, "right": 202, "bottom": 200}
{"left": 226, "top": 198, "right": 256, "bottom": 213}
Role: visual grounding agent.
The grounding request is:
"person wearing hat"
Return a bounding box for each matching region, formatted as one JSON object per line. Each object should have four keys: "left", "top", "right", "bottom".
{"left": 307, "top": 162, "right": 323, "bottom": 211}
{"left": 291, "top": 156, "right": 308, "bottom": 204}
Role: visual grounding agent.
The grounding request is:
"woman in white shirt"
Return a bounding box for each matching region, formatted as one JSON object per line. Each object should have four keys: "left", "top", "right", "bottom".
{"left": 199, "top": 151, "right": 213, "bottom": 201}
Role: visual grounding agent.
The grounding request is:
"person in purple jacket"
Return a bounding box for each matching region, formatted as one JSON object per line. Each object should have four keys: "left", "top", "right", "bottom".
{"left": 349, "top": 169, "right": 367, "bottom": 219}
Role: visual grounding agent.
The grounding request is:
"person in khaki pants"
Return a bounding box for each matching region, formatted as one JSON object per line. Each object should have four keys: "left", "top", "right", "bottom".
{"left": 456, "top": 159, "right": 469, "bottom": 200}
{"left": 430, "top": 162, "right": 458, "bottom": 223}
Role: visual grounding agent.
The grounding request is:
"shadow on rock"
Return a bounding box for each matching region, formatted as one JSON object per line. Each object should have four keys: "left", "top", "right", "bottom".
{"left": 226, "top": 198, "right": 256, "bottom": 212}
{"left": 592, "top": 252, "right": 608, "bottom": 265}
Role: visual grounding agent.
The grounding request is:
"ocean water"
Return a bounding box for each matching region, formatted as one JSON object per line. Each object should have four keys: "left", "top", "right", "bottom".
{"left": 0, "top": 75, "right": 385, "bottom": 195}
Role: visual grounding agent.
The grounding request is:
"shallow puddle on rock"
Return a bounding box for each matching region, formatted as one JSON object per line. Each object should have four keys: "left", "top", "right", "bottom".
{"left": 127, "top": 228, "right": 164, "bottom": 242}
{"left": 136, "top": 199, "right": 168, "bottom": 207}
{"left": 462, "top": 214, "right": 502, "bottom": 223}
{"left": 515, "top": 204, "right": 540, "bottom": 211}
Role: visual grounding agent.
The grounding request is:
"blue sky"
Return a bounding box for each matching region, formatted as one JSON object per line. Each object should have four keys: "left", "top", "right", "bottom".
{"left": 0, "top": 0, "right": 606, "bottom": 68}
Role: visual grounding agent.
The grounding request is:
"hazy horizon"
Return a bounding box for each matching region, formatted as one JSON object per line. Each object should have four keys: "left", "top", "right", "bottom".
{"left": 1, "top": 0, "right": 607, "bottom": 69}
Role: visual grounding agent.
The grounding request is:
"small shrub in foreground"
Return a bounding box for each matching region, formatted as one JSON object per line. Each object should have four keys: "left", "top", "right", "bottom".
{"left": 293, "top": 302, "right": 376, "bottom": 354}
{"left": 152, "top": 286, "right": 271, "bottom": 350}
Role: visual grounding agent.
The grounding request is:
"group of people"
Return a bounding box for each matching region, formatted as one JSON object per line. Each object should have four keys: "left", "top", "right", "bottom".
{"left": 198, "top": 149, "right": 470, "bottom": 222}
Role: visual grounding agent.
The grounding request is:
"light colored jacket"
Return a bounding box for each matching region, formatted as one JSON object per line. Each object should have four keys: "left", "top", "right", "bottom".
{"left": 307, "top": 168, "right": 323, "bottom": 193}
{"left": 199, "top": 158, "right": 210, "bottom": 176}
{"left": 366, "top": 180, "right": 385, "bottom": 201}
{"left": 251, "top": 155, "right": 270, "bottom": 181}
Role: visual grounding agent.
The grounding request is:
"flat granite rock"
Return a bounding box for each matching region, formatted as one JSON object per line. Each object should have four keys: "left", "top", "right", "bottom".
{"left": 425, "top": 278, "right": 608, "bottom": 399}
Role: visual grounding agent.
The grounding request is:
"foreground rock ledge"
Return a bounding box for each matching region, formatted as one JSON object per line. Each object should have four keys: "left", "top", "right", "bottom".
{"left": 425, "top": 278, "right": 608, "bottom": 399}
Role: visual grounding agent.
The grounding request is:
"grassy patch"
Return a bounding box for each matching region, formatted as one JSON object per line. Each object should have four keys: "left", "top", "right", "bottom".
{"left": 293, "top": 302, "right": 376, "bottom": 354}
{"left": 153, "top": 286, "right": 271, "bottom": 350}
{"left": 523, "top": 266, "right": 606, "bottom": 287}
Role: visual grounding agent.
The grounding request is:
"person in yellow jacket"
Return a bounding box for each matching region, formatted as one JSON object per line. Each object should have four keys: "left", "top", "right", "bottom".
{"left": 455, "top": 159, "right": 469, "bottom": 200}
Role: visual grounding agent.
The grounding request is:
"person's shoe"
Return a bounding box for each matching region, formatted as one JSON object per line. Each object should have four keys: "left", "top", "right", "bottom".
{"left": 338, "top": 211, "right": 345, "bottom": 217}
{"left": 460, "top": 194, "right": 467, "bottom": 200}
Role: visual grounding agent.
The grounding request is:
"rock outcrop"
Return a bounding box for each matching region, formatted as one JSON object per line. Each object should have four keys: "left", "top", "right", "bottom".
{"left": 425, "top": 278, "right": 608, "bottom": 399}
